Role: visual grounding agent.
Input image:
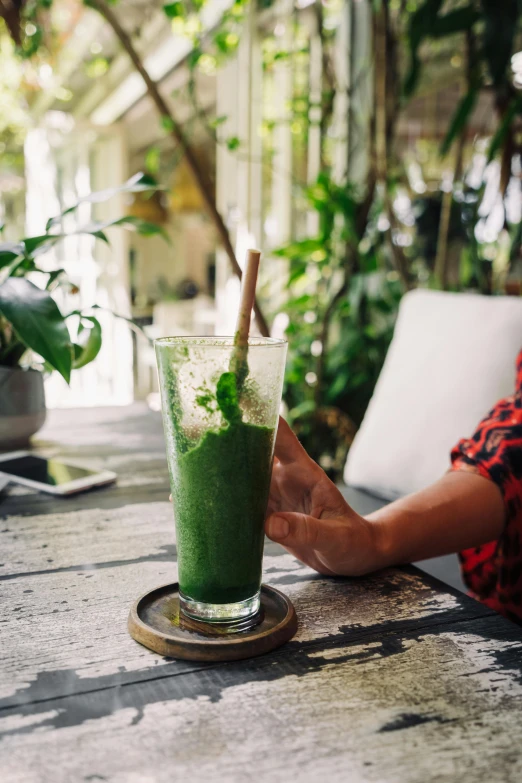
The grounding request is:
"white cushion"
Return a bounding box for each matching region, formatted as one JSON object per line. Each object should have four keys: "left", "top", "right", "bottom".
{"left": 344, "top": 289, "right": 522, "bottom": 500}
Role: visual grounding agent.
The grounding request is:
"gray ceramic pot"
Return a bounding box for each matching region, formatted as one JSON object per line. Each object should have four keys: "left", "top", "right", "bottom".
{"left": 0, "top": 367, "right": 46, "bottom": 450}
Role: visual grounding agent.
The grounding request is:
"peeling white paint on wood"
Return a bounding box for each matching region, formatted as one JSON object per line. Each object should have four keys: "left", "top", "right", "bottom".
{"left": 1, "top": 556, "right": 466, "bottom": 702}
{"left": 1, "top": 404, "right": 521, "bottom": 783}
{"left": 2, "top": 619, "right": 522, "bottom": 783}
{"left": 0, "top": 501, "right": 175, "bottom": 576}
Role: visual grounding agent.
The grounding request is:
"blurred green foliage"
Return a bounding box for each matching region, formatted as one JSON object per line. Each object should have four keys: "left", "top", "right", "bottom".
{"left": 272, "top": 173, "right": 402, "bottom": 475}
{"left": 2, "top": 0, "right": 522, "bottom": 476}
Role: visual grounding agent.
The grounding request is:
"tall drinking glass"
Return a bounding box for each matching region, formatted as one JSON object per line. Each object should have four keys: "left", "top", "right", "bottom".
{"left": 155, "top": 336, "right": 287, "bottom": 625}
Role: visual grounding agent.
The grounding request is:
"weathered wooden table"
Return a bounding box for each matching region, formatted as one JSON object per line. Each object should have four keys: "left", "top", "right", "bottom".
{"left": 1, "top": 404, "right": 522, "bottom": 783}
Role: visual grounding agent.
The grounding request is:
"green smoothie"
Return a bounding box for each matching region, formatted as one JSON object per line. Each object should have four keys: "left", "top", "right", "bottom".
{"left": 170, "top": 372, "right": 275, "bottom": 605}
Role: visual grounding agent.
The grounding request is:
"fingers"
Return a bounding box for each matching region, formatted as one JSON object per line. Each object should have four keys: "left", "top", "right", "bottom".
{"left": 274, "top": 416, "right": 311, "bottom": 465}
{"left": 265, "top": 510, "right": 343, "bottom": 551}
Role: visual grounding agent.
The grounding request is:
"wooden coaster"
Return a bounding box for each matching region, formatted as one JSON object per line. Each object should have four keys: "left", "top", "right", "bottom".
{"left": 128, "top": 583, "right": 297, "bottom": 662}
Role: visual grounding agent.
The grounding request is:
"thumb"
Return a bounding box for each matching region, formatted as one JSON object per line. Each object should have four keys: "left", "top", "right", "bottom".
{"left": 266, "top": 511, "right": 332, "bottom": 550}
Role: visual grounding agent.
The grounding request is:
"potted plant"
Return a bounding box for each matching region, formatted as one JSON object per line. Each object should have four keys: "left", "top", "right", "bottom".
{"left": 0, "top": 173, "right": 166, "bottom": 449}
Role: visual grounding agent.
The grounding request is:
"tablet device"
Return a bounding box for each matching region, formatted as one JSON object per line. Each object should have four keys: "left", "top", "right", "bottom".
{"left": 0, "top": 452, "right": 116, "bottom": 495}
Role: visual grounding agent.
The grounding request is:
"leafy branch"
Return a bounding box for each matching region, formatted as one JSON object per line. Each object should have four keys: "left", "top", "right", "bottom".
{"left": 0, "top": 174, "right": 165, "bottom": 381}
{"left": 88, "top": 0, "right": 269, "bottom": 337}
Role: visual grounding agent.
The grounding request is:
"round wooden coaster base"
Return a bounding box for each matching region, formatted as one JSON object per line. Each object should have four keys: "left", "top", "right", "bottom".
{"left": 128, "top": 583, "right": 297, "bottom": 662}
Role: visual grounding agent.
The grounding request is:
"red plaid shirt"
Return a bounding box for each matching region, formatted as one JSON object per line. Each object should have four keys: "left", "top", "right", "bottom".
{"left": 451, "top": 350, "right": 522, "bottom": 623}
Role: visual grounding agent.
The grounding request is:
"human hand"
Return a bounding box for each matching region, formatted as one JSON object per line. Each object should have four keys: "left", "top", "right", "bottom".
{"left": 265, "top": 417, "right": 385, "bottom": 577}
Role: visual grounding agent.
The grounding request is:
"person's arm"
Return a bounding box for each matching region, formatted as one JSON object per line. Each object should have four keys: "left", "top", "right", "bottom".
{"left": 367, "top": 470, "right": 504, "bottom": 568}
{"left": 265, "top": 417, "right": 506, "bottom": 576}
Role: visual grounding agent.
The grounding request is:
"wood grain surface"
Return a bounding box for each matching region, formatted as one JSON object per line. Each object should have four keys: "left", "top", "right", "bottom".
{"left": 1, "top": 404, "right": 521, "bottom": 783}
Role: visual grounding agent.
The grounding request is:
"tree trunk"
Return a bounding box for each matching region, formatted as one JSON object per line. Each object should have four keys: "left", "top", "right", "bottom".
{"left": 374, "top": 4, "right": 410, "bottom": 290}
{"left": 90, "top": 0, "right": 270, "bottom": 337}
{"left": 0, "top": 0, "right": 22, "bottom": 45}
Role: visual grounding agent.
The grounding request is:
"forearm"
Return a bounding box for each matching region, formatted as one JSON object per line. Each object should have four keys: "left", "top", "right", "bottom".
{"left": 368, "top": 471, "right": 506, "bottom": 568}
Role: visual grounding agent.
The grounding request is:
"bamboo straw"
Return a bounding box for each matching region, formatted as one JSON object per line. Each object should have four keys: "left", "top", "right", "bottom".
{"left": 229, "top": 248, "right": 261, "bottom": 386}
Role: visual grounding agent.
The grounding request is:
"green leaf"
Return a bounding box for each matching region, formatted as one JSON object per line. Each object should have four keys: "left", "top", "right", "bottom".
{"left": 188, "top": 49, "right": 202, "bottom": 70}
{"left": 145, "top": 146, "right": 161, "bottom": 174}
{"left": 20, "top": 24, "right": 43, "bottom": 58}
{"left": 287, "top": 260, "right": 308, "bottom": 287}
{"left": 440, "top": 88, "right": 479, "bottom": 157}
{"left": 288, "top": 294, "right": 314, "bottom": 309}
{"left": 487, "top": 96, "right": 522, "bottom": 163}
{"left": 288, "top": 400, "right": 316, "bottom": 423}
{"left": 22, "top": 235, "right": 61, "bottom": 255}
{"left": 72, "top": 316, "right": 102, "bottom": 369}
{"left": 85, "top": 57, "right": 110, "bottom": 79}
{"left": 119, "top": 216, "right": 169, "bottom": 240}
{"left": 5, "top": 231, "right": 108, "bottom": 263}
{"left": 459, "top": 246, "right": 474, "bottom": 287}
{"left": 45, "top": 173, "right": 160, "bottom": 230}
{"left": 509, "top": 220, "right": 522, "bottom": 264}
{"left": 163, "top": 2, "right": 185, "bottom": 19}
{"left": 69, "top": 304, "right": 153, "bottom": 345}
{"left": 0, "top": 243, "right": 23, "bottom": 268}
{"left": 226, "top": 136, "right": 241, "bottom": 151}
{"left": 481, "top": 0, "right": 519, "bottom": 87}
{"left": 214, "top": 30, "right": 240, "bottom": 54}
{"left": 404, "top": 0, "right": 444, "bottom": 97}
{"left": 89, "top": 229, "right": 110, "bottom": 244}
{"left": 431, "top": 7, "right": 481, "bottom": 38}
{"left": 77, "top": 216, "right": 170, "bottom": 242}
{"left": 46, "top": 269, "right": 67, "bottom": 290}
{"left": 0, "top": 253, "right": 35, "bottom": 284}
{"left": 273, "top": 51, "right": 291, "bottom": 63}
{"left": 161, "top": 116, "right": 175, "bottom": 133}
{"left": 0, "top": 278, "right": 72, "bottom": 382}
{"left": 273, "top": 238, "right": 325, "bottom": 259}
{"left": 209, "top": 115, "right": 228, "bottom": 129}
{"left": 306, "top": 181, "right": 330, "bottom": 208}
{"left": 326, "top": 372, "right": 349, "bottom": 402}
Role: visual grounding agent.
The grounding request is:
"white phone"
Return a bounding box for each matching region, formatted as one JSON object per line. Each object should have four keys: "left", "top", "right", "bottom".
{"left": 0, "top": 451, "right": 117, "bottom": 496}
